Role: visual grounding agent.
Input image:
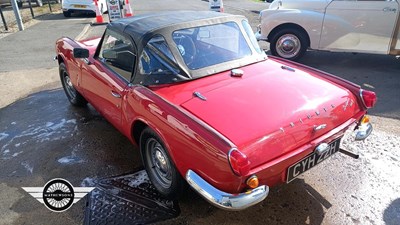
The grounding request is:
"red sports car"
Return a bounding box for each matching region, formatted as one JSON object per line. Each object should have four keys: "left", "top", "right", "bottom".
{"left": 55, "top": 11, "right": 376, "bottom": 210}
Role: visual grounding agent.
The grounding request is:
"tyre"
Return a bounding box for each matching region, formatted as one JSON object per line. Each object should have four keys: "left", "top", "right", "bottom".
{"left": 17, "top": 1, "right": 23, "bottom": 7}
{"left": 269, "top": 28, "right": 308, "bottom": 61}
{"left": 140, "top": 127, "right": 184, "bottom": 199}
{"left": 59, "top": 63, "right": 87, "bottom": 106}
{"left": 35, "top": 0, "right": 43, "bottom": 7}
{"left": 63, "top": 11, "right": 71, "bottom": 17}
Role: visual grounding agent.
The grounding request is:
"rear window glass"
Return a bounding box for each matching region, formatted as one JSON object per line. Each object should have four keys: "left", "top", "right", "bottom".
{"left": 172, "top": 22, "right": 252, "bottom": 70}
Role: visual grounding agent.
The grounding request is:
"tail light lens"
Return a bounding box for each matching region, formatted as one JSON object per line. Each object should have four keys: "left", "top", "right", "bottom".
{"left": 228, "top": 149, "right": 250, "bottom": 176}
{"left": 360, "top": 89, "right": 377, "bottom": 108}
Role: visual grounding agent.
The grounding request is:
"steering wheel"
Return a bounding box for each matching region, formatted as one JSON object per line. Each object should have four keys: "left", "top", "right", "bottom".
{"left": 175, "top": 34, "right": 196, "bottom": 66}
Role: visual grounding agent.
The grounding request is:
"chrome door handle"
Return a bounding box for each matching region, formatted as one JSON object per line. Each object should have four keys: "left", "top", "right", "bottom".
{"left": 111, "top": 91, "right": 121, "bottom": 98}
{"left": 383, "top": 7, "right": 396, "bottom": 12}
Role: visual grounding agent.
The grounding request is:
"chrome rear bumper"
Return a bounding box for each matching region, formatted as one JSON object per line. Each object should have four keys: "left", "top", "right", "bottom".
{"left": 186, "top": 170, "right": 268, "bottom": 211}
{"left": 355, "top": 122, "right": 373, "bottom": 141}
{"left": 255, "top": 24, "right": 267, "bottom": 41}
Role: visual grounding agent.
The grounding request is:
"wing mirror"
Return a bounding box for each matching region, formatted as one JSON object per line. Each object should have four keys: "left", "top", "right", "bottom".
{"left": 73, "top": 48, "right": 89, "bottom": 58}
{"left": 103, "top": 49, "right": 117, "bottom": 60}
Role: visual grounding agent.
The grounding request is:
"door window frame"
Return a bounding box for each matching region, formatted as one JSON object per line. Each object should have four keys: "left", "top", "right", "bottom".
{"left": 95, "top": 28, "right": 138, "bottom": 84}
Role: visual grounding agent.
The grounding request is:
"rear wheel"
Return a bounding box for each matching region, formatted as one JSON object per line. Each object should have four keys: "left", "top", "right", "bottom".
{"left": 59, "top": 62, "right": 87, "bottom": 106}
{"left": 63, "top": 11, "right": 71, "bottom": 17}
{"left": 140, "top": 127, "right": 184, "bottom": 199}
{"left": 17, "top": 1, "right": 23, "bottom": 7}
{"left": 270, "top": 28, "right": 308, "bottom": 61}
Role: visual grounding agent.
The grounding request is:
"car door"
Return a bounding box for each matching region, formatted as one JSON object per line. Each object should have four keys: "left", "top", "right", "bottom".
{"left": 81, "top": 29, "right": 136, "bottom": 129}
{"left": 319, "top": 0, "right": 399, "bottom": 54}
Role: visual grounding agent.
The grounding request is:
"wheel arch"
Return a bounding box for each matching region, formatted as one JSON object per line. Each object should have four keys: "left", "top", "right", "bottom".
{"left": 131, "top": 119, "right": 148, "bottom": 147}
{"left": 131, "top": 118, "right": 178, "bottom": 164}
{"left": 268, "top": 23, "right": 311, "bottom": 48}
{"left": 57, "top": 54, "right": 70, "bottom": 78}
{"left": 57, "top": 54, "right": 65, "bottom": 65}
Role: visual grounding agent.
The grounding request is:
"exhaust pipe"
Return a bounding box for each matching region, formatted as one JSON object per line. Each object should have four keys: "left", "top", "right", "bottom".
{"left": 339, "top": 148, "right": 359, "bottom": 159}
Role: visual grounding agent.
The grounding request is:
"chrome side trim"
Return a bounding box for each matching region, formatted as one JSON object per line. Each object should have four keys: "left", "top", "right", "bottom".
{"left": 355, "top": 123, "right": 373, "bottom": 141}
{"left": 186, "top": 170, "right": 268, "bottom": 211}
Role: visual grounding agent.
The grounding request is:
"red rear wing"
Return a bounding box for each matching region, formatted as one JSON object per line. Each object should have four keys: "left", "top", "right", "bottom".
{"left": 268, "top": 56, "right": 373, "bottom": 111}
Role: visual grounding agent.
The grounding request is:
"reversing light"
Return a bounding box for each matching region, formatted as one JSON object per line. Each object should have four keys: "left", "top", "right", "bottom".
{"left": 360, "top": 89, "right": 377, "bottom": 109}
{"left": 228, "top": 149, "right": 250, "bottom": 176}
{"left": 246, "top": 175, "right": 259, "bottom": 189}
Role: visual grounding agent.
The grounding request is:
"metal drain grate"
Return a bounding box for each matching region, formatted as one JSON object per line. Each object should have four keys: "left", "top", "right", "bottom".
{"left": 84, "top": 170, "right": 180, "bottom": 225}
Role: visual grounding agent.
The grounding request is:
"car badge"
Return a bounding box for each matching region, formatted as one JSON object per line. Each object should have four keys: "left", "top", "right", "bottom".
{"left": 314, "top": 124, "right": 327, "bottom": 131}
{"left": 343, "top": 98, "right": 353, "bottom": 111}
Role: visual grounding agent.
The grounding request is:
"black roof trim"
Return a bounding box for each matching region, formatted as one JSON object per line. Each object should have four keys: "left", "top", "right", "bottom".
{"left": 107, "top": 11, "right": 244, "bottom": 42}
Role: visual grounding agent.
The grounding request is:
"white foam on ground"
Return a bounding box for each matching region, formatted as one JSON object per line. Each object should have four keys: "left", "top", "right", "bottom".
{"left": 1, "top": 119, "right": 78, "bottom": 160}
{"left": 21, "top": 162, "right": 33, "bottom": 174}
{"left": 128, "top": 170, "right": 150, "bottom": 188}
{"left": 81, "top": 177, "right": 97, "bottom": 187}
{"left": 0, "top": 132, "right": 9, "bottom": 141}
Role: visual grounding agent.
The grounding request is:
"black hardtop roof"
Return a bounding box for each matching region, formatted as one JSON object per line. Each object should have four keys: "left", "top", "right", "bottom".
{"left": 108, "top": 11, "right": 245, "bottom": 41}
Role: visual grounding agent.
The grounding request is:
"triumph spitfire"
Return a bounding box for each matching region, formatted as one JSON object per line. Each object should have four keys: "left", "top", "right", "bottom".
{"left": 55, "top": 11, "right": 377, "bottom": 210}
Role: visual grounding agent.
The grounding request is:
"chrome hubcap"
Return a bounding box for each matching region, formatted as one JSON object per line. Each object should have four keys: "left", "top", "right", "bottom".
{"left": 147, "top": 138, "right": 172, "bottom": 188}
{"left": 63, "top": 73, "right": 76, "bottom": 99}
{"left": 276, "top": 34, "right": 301, "bottom": 58}
{"left": 155, "top": 150, "right": 168, "bottom": 173}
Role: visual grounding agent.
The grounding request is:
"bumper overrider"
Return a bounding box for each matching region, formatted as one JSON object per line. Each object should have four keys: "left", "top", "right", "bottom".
{"left": 354, "top": 122, "right": 373, "bottom": 141}
{"left": 186, "top": 170, "right": 269, "bottom": 210}
{"left": 254, "top": 25, "right": 264, "bottom": 41}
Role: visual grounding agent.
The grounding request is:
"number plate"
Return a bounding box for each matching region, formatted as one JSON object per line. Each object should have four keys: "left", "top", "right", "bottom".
{"left": 286, "top": 138, "right": 341, "bottom": 183}
{"left": 74, "top": 5, "right": 87, "bottom": 8}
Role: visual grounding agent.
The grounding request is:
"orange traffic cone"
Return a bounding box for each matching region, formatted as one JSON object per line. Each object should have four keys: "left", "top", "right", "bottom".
{"left": 91, "top": 0, "right": 107, "bottom": 26}
{"left": 124, "top": 0, "right": 133, "bottom": 17}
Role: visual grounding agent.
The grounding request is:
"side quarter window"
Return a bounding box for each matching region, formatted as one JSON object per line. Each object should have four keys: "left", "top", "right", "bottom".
{"left": 98, "top": 29, "right": 136, "bottom": 82}
{"left": 139, "top": 35, "right": 178, "bottom": 75}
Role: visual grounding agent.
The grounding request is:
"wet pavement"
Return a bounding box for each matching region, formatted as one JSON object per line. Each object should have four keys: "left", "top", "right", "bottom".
{"left": 0, "top": 83, "right": 399, "bottom": 225}
{"left": 0, "top": 89, "right": 141, "bottom": 224}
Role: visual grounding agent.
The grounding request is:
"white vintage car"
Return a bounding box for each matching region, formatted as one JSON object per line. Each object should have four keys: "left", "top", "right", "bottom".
{"left": 62, "top": 0, "right": 108, "bottom": 17}
{"left": 256, "top": 0, "right": 400, "bottom": 60}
